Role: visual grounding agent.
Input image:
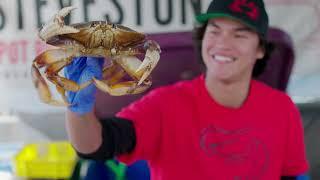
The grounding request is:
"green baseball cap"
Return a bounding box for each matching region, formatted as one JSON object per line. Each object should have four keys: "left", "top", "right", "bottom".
{"left": 196, "top": 0, "right": 269, "bottom": 37}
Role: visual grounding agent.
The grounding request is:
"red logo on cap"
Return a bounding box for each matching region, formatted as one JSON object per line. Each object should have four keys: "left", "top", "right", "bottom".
{"left": 229, "top": 0, "right": 259, "bottom": 20}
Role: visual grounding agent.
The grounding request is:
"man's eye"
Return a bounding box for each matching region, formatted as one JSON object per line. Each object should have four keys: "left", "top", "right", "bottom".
{"left": 210, "top": 31, "right": 219, "bottom": 35}
{"left": 234, "top": 34, "right": 247, "bottom": 38}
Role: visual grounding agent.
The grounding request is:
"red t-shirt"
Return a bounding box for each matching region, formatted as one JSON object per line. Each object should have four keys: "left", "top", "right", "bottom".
{"left": 116, "top": 75, "right": 309, "bottom": 180}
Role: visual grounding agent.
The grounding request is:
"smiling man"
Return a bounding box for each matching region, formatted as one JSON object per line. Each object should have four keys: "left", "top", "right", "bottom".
{"left": 65, "top": 0, "right": 309, "bottom": 179}
{"left": 201, "top": 17, "right": 265, "bottom": 108}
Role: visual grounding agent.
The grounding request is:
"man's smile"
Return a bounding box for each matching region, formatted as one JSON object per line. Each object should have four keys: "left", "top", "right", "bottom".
{"left": 212, "top": 54, "right": 237, "bottom": 63}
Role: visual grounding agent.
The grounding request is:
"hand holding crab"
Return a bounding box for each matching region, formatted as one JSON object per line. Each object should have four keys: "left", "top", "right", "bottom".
{"left": 32, "top": 6, "right": 161, "bottom": 107}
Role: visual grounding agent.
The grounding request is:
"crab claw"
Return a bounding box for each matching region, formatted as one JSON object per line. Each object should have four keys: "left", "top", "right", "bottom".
{"left": 113, "top": 40, "right": 160, "bottom": 86}
{"left": 135, "top": 40, "right": 161, "bottom": 85}
{"left": 39, "top": 6, "right": 79, "bottom": 42}
{"left": 57, "top": 6, "right": 77, "bottom": 17}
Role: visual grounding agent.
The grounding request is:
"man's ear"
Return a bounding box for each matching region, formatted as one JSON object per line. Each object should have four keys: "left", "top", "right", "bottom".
{"left": 257, "top": 52, "right": 265, "bottom": 60}
{"left": 256, "top": 45, "right": 265, "bottom": 60}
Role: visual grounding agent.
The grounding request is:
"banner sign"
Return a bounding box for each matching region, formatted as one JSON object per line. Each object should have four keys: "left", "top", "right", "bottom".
{"left": 0, "top": 0, "right": 319, "bottom": 113}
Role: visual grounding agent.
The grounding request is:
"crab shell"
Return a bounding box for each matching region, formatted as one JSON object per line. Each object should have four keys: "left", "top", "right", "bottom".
{"left": 44, "top": 21, "right": 147, "bottom": 50}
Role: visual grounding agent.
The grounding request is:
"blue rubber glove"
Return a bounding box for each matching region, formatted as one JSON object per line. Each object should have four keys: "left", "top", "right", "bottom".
{"left": 64, "top": 56, "right": 104, "bottom": 115}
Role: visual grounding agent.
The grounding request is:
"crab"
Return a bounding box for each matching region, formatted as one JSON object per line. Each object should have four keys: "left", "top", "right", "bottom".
{"left": 32, "top": 6, "right": 161, "bottom": 106}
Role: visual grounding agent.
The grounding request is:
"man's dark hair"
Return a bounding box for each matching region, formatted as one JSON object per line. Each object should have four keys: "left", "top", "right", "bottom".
{"left": 192, "top": 23, "right": 274, "bottom": 77}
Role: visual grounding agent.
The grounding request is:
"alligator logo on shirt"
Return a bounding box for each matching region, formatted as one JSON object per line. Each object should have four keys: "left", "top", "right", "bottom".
{"left": 199, "top": 125, "right": 269, "bottom": 179}
{"left": 229, "top": 0, "right": 260, "bottom": 20}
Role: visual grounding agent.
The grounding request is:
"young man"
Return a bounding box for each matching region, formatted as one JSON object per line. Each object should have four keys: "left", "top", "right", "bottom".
{"left": 65, "top": 0, "right": 309, "bottom": 179}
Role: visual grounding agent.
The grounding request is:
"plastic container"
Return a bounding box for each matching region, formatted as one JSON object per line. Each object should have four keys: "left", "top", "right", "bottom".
{"left": 13, "top": 141, "right": 77, "bottom": 179}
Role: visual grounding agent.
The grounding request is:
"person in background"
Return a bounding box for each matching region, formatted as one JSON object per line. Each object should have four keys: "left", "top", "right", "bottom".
{"left": 64, "top": 0, "right": 309, "bottom": 179}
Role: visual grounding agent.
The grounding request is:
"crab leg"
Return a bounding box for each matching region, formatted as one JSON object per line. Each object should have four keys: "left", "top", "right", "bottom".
{"left": 56, "top": 85, "right": 69, "bottom": 105}
{"left": 93, "top": 78, "right": 151, "bottom": 96}
{"left": 36, "top": 48, "right": 91, "bottom": 92}
{"left": 45, "top": 58, "right": 73, "bottom": 74}
{"left": 102, "top": 62, "right": 118, "bottom": 78}
{"left": 39, "top": 6, "right": 79, "bottom": 42}
{"left": 33, "top": 48, "right": 79, "bottom": 68}
{"left": 102, "top": 63, "right": 127, "bottom": 85}
{"left": 31, "top": 64, "right": 68, "bottom": 106}
{"left": 45, "top": 67, "right": 92, "bottom": 105}
{"left": 33, "top": 47, "right": 92, "bottom": 106}
{"left": 47, "top": 76, "right": 92, "bottom": 92}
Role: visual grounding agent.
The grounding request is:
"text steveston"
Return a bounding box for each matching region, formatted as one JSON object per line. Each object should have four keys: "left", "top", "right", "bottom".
{"left": 0, "top": 0, "right": 202, "bottom": 31}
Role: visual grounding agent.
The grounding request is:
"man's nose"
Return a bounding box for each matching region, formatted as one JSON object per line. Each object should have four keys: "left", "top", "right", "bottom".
{"left": 214, "top": 33, "right": 233, "bottom": 50}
